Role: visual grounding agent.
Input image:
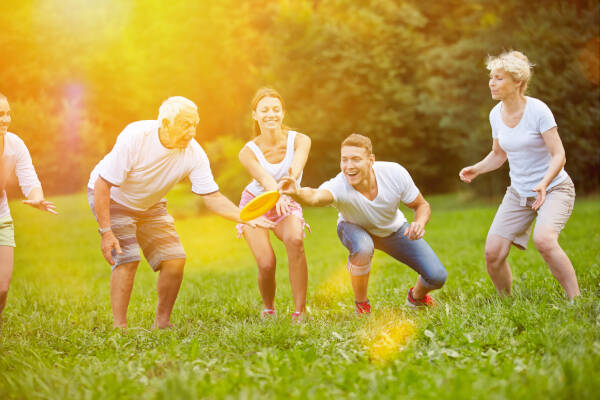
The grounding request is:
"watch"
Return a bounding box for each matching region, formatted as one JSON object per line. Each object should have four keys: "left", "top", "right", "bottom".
{"left": 98, "top": 226, "right": 112, "bottom": 235}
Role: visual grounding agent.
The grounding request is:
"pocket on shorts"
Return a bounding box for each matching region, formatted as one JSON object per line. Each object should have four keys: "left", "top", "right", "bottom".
{"left": 548, "top": 178, "right": 575, "bottom": 213}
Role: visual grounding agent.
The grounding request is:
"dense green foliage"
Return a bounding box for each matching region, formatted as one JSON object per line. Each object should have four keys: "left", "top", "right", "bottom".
{"left": 1, "top": 0, "right": 598, "bottom": 198}
{"left": 0, "top": 190, "right": 599, "bottom": 399}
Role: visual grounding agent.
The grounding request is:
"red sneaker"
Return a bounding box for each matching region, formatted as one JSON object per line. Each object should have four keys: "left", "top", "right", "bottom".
{"left": 261, "top": 309, "right": 277, "bottom": 319}
{"left": 406, "top": 287, "right": 437, "bottom": 308}
{"left": 355, "top": 299, "right": 371, "bottom": 315}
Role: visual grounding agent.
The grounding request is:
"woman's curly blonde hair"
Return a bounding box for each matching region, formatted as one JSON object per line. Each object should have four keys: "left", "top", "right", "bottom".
{"left": 487, "top": 50, "right": 534, "bottom": 94}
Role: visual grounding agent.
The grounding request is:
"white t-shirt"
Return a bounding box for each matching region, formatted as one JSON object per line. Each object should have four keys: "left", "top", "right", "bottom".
{"left": 490, "top": 96, "right": 568, "bottom": 197}
{"left": 319, "top": 161, "right": 419, "bottom": 237}
{"left": 88, "top": 120, "right": 219, "bottom": 211}
{"left": 244, "top": 130, "right": 303, "bottom": 196}
{"left": 0, "top": 132, "right": 42, "bottom": 219}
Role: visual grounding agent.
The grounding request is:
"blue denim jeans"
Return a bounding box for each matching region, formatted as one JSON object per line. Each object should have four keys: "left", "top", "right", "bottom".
{"left": 336, "top": 221, "right": 447, "bottom": 289}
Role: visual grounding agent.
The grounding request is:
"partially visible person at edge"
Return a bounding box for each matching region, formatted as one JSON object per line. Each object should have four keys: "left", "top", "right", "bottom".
{"left": 88, "top": 96, "right": 274, "bottom": 330}
{"left": 237, "top": 87, "right": 311, "bottom": 323}
{"left": 279, "top": 133, "right": 447, "bottom": 314}
{"left": 459, "top": 50, "right": 579, "bottom": 300}
{"left": 0, "top": 93, "right": 57, "bottom": 320}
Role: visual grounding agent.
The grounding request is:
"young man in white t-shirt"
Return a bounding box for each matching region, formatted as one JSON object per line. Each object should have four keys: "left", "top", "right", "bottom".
{"left": 280, "top": 134, "right": 447, "bottom": 313}
{"left": 88, "top": 96, "right": 273, "bottom": 329}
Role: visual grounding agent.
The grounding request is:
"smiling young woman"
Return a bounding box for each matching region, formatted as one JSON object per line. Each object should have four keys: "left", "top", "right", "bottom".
{"left": 237, "top": 88, "right": 312, "bottom": 323}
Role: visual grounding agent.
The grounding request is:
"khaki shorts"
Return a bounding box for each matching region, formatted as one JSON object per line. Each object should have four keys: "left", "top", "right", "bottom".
{"left": 488, "top": 176, "right": 575, "bottom": 250}
{"left": 0, "top": 217, "right": 16, "bottom": 247}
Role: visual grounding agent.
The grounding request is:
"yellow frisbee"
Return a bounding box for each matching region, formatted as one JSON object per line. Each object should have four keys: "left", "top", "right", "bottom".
{"left": 240, "top": 190, "right": 280, "bottom": 221}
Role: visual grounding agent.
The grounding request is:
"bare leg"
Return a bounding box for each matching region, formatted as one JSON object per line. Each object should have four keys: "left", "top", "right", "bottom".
{"left": 0, "top": 246, "right": 15, "bottom": 316}
{"left": 154, "top": 258, "right": 185, "bottom": 328}
{"left": 243, "top": 226, "right": 276, "bottom": 310}
{"left": 273, "top": 216, "right": 307, "bottom": 313}
{"left": 485, "top": 234, "right": 513, "bottom": 295}
{"left": 111, "top": 261, "right": 139, "bottom": 328}
{"left": 411, "top": 277, "right": 431, "bottom": 300}
{"left": 533, "top": 225, "right": 580, "bottom": 299}
{"left": 350, "top": 274, "right": 369, "bottom": 303}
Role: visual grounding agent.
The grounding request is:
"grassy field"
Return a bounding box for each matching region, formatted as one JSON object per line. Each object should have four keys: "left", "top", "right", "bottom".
{"left": 0, "top": 187, "right": 598, "bottom": 399}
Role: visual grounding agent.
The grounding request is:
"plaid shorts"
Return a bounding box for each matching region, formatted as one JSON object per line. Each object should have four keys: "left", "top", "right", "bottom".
{"left": 88, "top": 189, "right": 186, "bottom": 271}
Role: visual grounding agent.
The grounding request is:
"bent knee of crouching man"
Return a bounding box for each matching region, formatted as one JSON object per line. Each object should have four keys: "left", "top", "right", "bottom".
{"left": 347, "top": 244, "right": 374, "bottom": 276}
{"left": 420, "top": 262, "right": 447, "bottom": 289}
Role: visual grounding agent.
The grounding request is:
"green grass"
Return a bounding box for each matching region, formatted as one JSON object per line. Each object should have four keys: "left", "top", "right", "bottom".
{"left": 0, "top": 187, "right": 599, "bottom": 399}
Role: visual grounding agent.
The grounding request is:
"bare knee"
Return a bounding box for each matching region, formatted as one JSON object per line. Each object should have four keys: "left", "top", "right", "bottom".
{"left": 485, "top": 245, "right": 508, "bottom": 269}
{"left": 533, "top": 231, "right": 558, "bottom": 257}
{"left": 159, "top": 259, "right": 185, "bottom": 278}
{"left": 283, "top": 232, "right": 304, "bottom": 252}
{"left": 257, "top": 256, "right": 276, "bottom": 275}
{"left": 0, "top": 287, "right": 8, "bottom": 301}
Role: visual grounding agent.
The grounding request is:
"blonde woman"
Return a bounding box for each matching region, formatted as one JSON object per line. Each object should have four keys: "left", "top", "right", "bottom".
{"left": 459, "top": 51, "right": 579, "bottom": 299}
{"left": 238, "top": 88, "right": 311, "bottom": 322}
{"left": 0, "top": 93, "right": 57, "bottom": 318}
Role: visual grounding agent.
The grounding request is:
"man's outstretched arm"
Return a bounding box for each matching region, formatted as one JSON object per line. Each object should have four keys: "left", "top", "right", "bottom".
{"left": 200, "top": 191, "right": 275, "bottom": 229}
{"left": 278, "top": 176, "right": 334, "bottom": 207}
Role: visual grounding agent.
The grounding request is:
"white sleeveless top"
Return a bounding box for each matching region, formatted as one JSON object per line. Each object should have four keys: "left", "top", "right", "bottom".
{"left": 243, "top": 130, "right": 303, "bottom": 196}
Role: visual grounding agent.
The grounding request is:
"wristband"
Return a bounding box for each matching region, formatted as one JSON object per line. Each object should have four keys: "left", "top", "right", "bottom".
{"left": 98, "top": 226, "right": 112, "bottom": 235}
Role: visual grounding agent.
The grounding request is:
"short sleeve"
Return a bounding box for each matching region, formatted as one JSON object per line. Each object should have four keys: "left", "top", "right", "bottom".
{"left": 97, "top": 128, "right": 136, "bottom": 186}
{"left": 318, "top": 175, "right": 342, "bottom": 203}
{"left": 14, "top": 138, "right": 42, "bottom": 197}
{"left": 394, "top": 164, "right": 419, "bottom": 204}
{"left": 189, "top": 145, "right": 219, "bottom": 195}
{"left": 536, "top": 100, "right": 557, "bottom": 134}
{"left": 489, "top": 108, "right": 498, "bottom": 139}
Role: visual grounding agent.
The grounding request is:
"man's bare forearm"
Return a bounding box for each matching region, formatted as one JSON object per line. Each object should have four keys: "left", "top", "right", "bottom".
{"left": 94, "top": 178, "right": 112, "bottom": 229}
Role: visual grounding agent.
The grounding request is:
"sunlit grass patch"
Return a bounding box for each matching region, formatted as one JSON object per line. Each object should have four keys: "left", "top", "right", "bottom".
{"left": 362, "top": 309, "right": 417, "bottom": 364}
{"left": 1, "top": 193, "right": 599, "bottom": 399}
{"left": 312, "top": 264, "right": 353, "bottom": 307}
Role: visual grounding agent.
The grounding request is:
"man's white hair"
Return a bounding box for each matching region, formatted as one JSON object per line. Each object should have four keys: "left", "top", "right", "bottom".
{"left": 487, "top": 50, "right": 534, "bottom": 94}
{"left": 157, "top": 96, "right": 198, "bottom": 125}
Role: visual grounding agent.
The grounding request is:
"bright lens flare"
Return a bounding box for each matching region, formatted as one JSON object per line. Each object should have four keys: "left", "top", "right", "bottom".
{"left": 363, "top": 311, "right": 416, "bottom": 364}
{"left": 312, "top": 265, "right": 352, "bottom": 306}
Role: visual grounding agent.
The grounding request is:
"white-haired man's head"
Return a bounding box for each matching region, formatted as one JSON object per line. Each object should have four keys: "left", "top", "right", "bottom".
{"left": 157, "top": 96, "right": 199, "bottom": 149}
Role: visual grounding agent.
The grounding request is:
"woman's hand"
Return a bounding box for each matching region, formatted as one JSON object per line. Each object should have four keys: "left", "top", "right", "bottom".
{"left": 22, "top": 199, "right": 58, "bottom": 214}
{"left": 459, "top": 166, "right": 479, "bottom": 183}
{"left": 275, "top": 194, "right": 292, "bottom": 216}
{"left": 532, "top": 182, "right": 547, "bottom": 211}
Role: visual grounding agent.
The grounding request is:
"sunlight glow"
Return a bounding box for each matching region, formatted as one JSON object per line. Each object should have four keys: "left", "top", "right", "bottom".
{"left": 312, "top": 265, "right": 353, "bottom": 306}
{"left": 363, "top": 311, "right": 416, "bottom": 364}
{"left": 33, "top": 0, "right": 131, "bottom": 44}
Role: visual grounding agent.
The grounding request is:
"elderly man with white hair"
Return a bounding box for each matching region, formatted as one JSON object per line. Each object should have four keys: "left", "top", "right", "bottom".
{"left": 88, "top": 96, "right": 273, "bottom": 329}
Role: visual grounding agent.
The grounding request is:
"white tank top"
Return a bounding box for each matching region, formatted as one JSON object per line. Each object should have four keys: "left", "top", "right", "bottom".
{"left": 244, "top": 130, "right": 303, "bottom": 196}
